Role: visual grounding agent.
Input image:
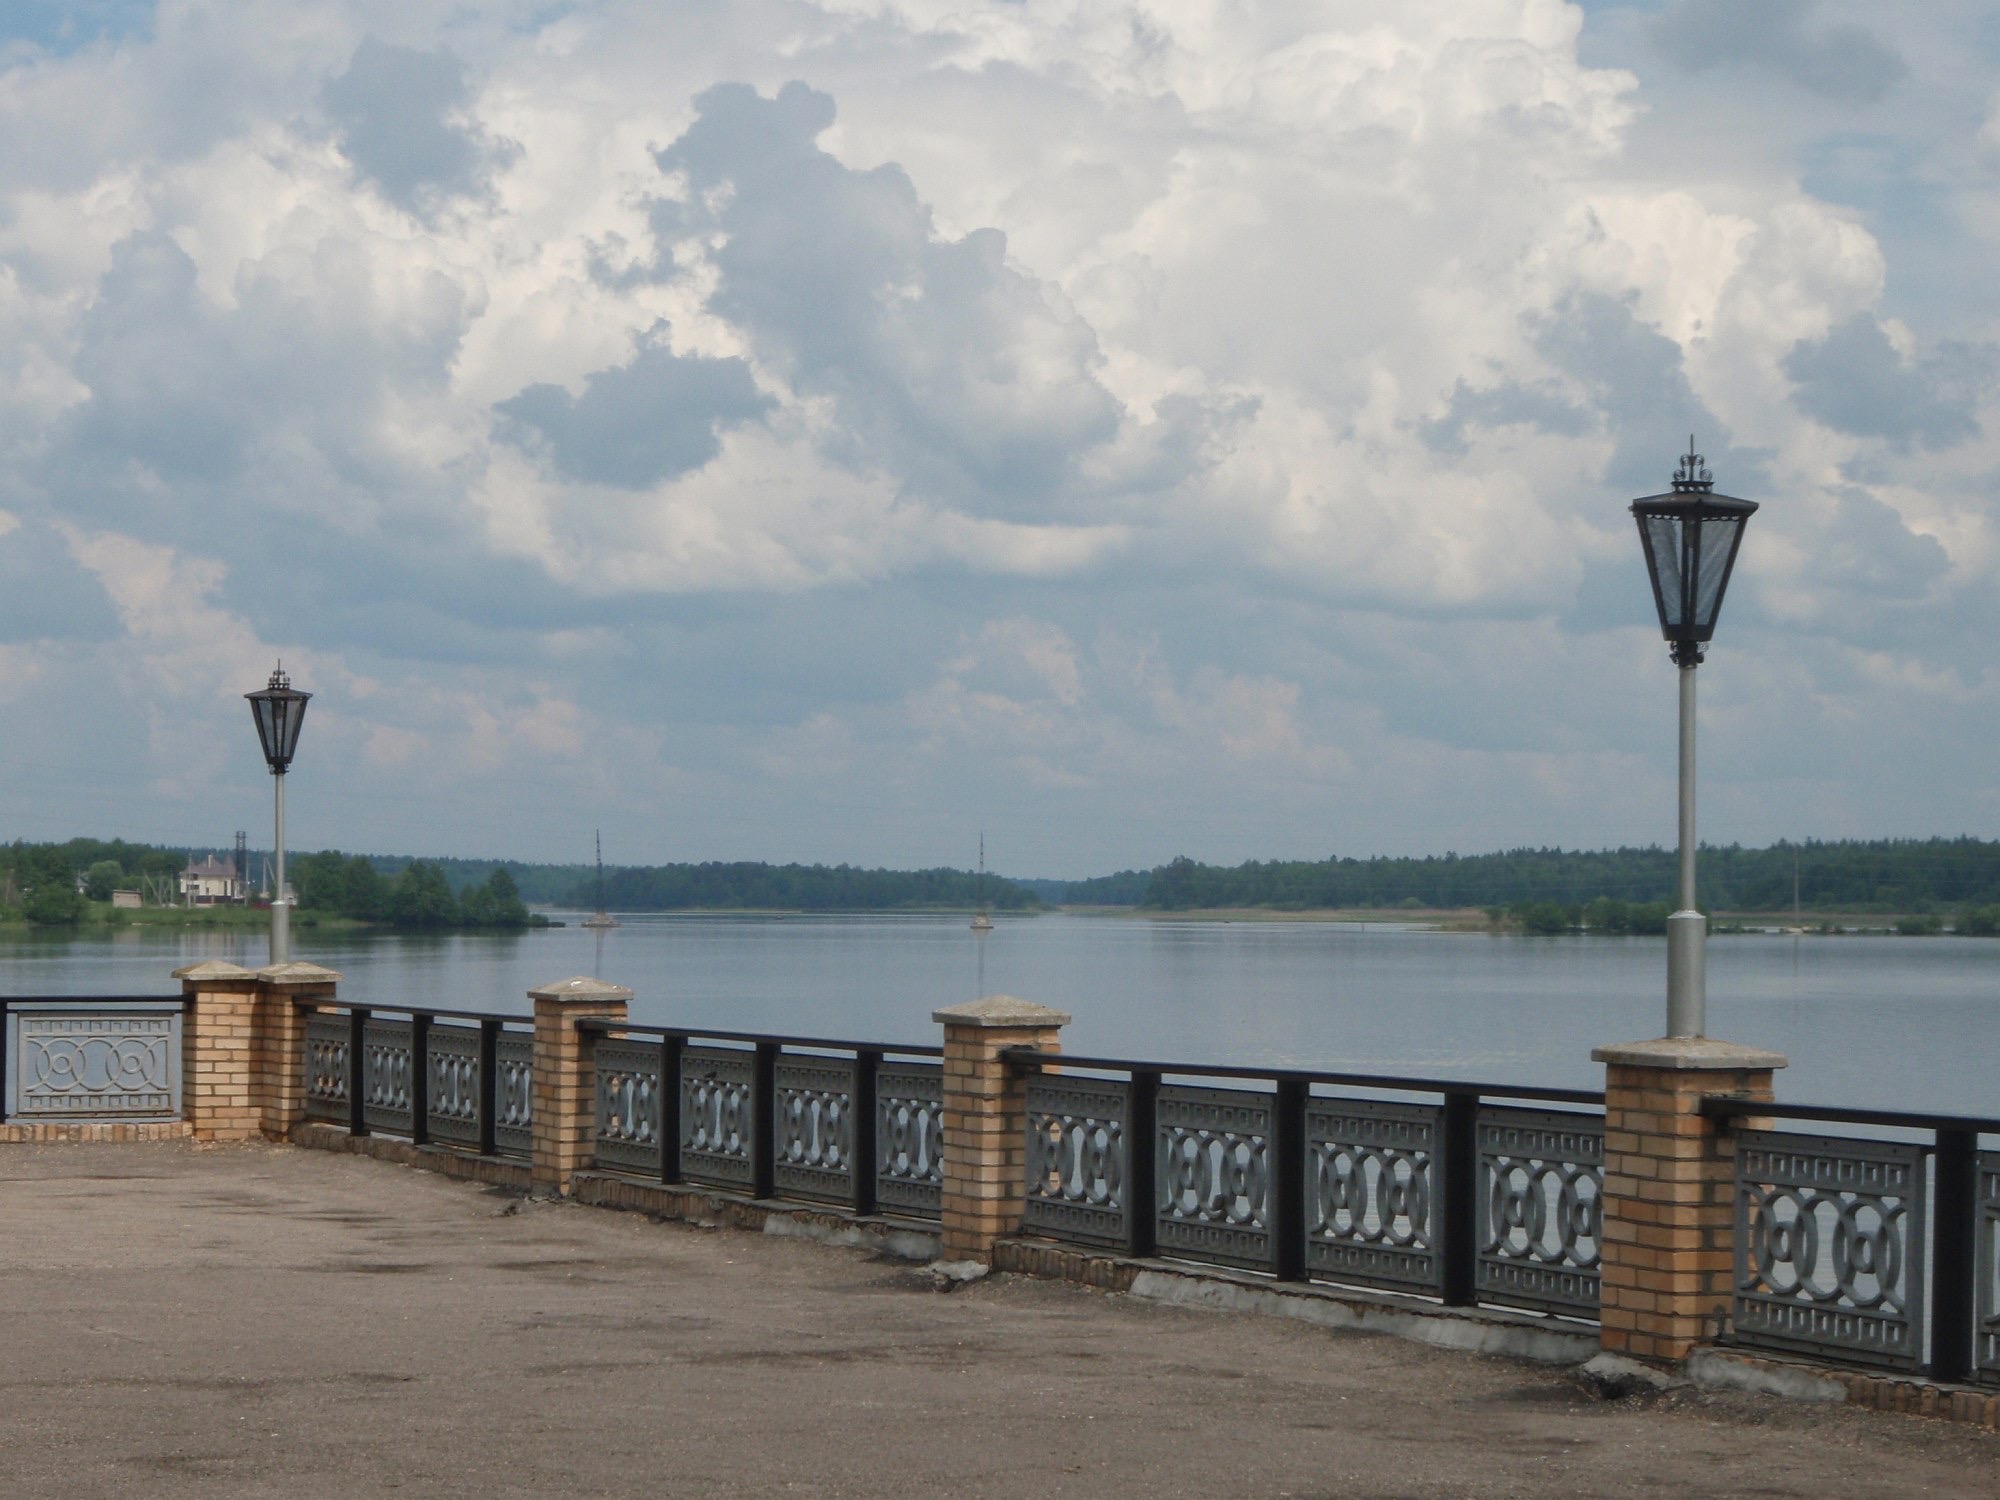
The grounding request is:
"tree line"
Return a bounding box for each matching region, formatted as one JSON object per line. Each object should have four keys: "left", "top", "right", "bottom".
{"left": 1137, "top": 838, "right": 2000, "bottom": 915}
{"left": 291, "top": 852, "right": 530, "bottom": 930}
{"left": 572, "top": 861, "right": 1041, "bottom": 912}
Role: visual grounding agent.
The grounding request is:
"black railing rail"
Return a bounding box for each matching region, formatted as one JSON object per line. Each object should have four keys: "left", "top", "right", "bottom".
{"left": 1703, "top": 1096, "right": 2000, "bottom": 1386}
{"left": 297, "top": 1001, "right": 533, "bottom": 1158}
{"left": 1002, "top": 1048, "right": 1603, "bottom": 1105}
{"left": 578, "top": 1022, "right": 944, "bottom": 1220}
{"left": 1003, "top": 1048, "right": 1606, "bottom": 1319}
{"left": 575, "top": 1019, "right": 942, "bottom": 1058}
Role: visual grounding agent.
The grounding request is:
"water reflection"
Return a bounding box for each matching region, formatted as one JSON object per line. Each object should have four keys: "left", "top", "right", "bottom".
{"left": 0, "top": 915, "right": 1992, "bottom": 1114}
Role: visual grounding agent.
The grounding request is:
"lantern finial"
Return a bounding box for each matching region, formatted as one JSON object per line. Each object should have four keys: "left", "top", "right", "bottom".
{"left": 1672, "top": 437, "right": 1712, "bottom": 493}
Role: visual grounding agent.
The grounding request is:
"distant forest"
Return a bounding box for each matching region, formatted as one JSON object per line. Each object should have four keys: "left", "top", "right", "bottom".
{"left": 1132, "top": 838, "right": 2000, "bottom": 914}
{"left": 571, "top": 862, "right": 1040, "bottom": 913}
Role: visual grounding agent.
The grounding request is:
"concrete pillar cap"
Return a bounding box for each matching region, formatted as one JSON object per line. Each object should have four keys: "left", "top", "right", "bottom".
{"left": 1591, "top": 1037, "right": 1787, "bottom": 1070}
{"left": 172, "top": 961, "right": 258, "bottom": 982}
{"left": 256, "top": 961, "right": 345, "bottom": 986}
{"left": 529, "top": 975, "right": 634, "bottom": 1003}
{"left": 932, "top": 995, "right": 1072, "bottom": 1027}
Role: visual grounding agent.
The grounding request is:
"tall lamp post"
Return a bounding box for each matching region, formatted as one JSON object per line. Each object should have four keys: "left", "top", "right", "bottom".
{"left": 246, "top": 663, "right": 311, "bottom": 964}
{"left": 1630, "top": 440, "right": 1756, "bottom": 1038}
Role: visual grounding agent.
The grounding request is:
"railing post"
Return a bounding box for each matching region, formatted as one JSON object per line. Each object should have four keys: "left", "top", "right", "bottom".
{"left": 852, "top": 1049, "right": 881, "bottom": 1217}
{"left": 409, "top": 1013, "right": 431, "bottom": 1146}
{"left": 660, "top": 1034, "right": 685, "bottom": 1184}
{"left": 347, "top": 1007, "right": 370, "bottom": 1137}
{"left": 933, "top": 996, "right": 1070, "bottom": 1266}
{"left": 1439, "top": 1090, "right": 1479, "bottom": 1306}
{"left": 529, "top": 976, "right": 632, "bottom": 1196}
{"left": 752, "top": 1042, "right": 779, "bottom": 1200}
{"left": 1931, "top": 1127, "right": 1978, "bottom": 1384}
{"left": 173, "top": 962, "right": 262, "bottom": 1142}
{"left": 1126, "top": 1069, "right": 1160, "bottom": 1259}
{"left": 1592, "top": 1037, "right": 1786, "bottom": 1364}
{"left": 477, "top": 1020, "right": 500, "bottom": 1158}
{"left": 1272, "top": 1076, "right": 1307, "bottom": 1281}
{"left": 253, "top": 962, "right": 341, "bottom": 1141}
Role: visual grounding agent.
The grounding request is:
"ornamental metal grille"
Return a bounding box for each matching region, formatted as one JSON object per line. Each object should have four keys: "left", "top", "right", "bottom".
{"left": 1156, "top": 1084, "right": 1273, "bottom": 1270}
{"left": 1732, "top": 1130, "right": 1926, "bottom": 1371}
{"left": 3, "top": 1004, "right": 181, "bottom": 1120}
{"left": 361, "top": 1020, "right": 414, "bottom": 1135}
{"left": 877, "top": 1063, "right": 943, "bottom": 1216}
{"left": 595, "top": 1040, "right": 663, "bottom": 1173}
{"left": 305, "top": 1014, "right": 349, "bottom": 1123}
{"left": 1477, "top": 1106, "right": 1603, "bottom": 1317}
{"left": 774, "top": 1057, "right": 854, "bottom": 1203}
{"left": 1025, "top": 1076, "right": 1129, "bottom": 1247}
{"left": 1979, "top": 1153, "right": 2000, "bottom": 1386}
{"left": 682, "top": 1046, "right": 755, "bottom": 1187}
{"left": 494, "top": 1033, "right": 534, "bottom": 1158}
{"left": 1306, "top": 1099, "right": 1441, "bottom": 1294}
{"left": 426, "top": 1025, "right": 481, "bottom": 1146}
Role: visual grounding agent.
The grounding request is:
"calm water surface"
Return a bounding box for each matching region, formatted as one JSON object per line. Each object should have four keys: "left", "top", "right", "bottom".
{"left": 2, "top": 914, "right": 1990, "bottom": 1114}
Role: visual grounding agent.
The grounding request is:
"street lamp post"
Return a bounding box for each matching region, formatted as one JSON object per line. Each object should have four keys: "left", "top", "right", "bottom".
{"left": 1630, "top": 440, "right": 1756, "bottom": 1038}
{"left": 246, "top": 664, "right": 311, "bottom": 964}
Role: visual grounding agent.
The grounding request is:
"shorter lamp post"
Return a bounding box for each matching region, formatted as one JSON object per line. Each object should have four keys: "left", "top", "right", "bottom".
{"left": 246, "top": 663, "right": 311, "bottom": 964}
{"left": 1630, "top": 440, "right": 1756, "bottom": 1038}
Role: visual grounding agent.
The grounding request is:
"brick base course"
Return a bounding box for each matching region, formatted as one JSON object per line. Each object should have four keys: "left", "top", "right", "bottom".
{"left": 0, "top": 1121, "right": 194, "bottom": 1144}
{"left": 289, "top": 1122, "right": 533, "bottom": 1190}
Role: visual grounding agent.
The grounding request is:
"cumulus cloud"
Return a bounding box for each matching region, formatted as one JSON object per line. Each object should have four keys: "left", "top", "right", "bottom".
{"left": 0, "top": 1, "right": 1995, "bottom": 869}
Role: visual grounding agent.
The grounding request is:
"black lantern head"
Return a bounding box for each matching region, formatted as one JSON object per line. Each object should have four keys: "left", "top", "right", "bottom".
{"left": 246, "top": 662, "right": 311, "bottom": 774}
{"left": 1630, "top": 438, "right": 1757, "bottom": 667}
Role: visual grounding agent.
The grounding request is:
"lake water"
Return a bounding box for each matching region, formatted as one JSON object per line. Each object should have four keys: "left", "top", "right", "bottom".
{"left": 2, "top": 914, "right": 1990, "bottom": 1115}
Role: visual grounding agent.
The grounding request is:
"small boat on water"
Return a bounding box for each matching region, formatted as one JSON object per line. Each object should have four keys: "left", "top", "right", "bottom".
{"left": 582, "top": 830, "right": 619, "bottom": 930}
{"left": 971, "top": 833, "right": 994, "bottom": 932}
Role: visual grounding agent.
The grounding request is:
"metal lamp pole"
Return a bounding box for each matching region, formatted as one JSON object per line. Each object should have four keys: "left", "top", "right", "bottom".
{"left": 1631, "top": 441, "right": 1756, "bottom": 1039}
{"left": 246, "top": 664, "right": 311, "bottom": 965}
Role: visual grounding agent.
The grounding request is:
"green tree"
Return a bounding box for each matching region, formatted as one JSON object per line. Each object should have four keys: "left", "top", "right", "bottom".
{"left": 386, "top": 862, "right": 457, "bottom": 929}
{"left": 460, "top": 868, "right": 528, "bottom": 928}
{"left": 84, "top": 860, "right": 124, "bottom": 902}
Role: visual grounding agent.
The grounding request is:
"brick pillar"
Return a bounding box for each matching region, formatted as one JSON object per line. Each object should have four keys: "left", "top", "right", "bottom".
{"left": 174, "top": 961, "right": 262, "bottom": 1142}
{"left": 254, "top": 962, "right": 342, "bottom": 1140}
{"left": 530, "top": 976, "right": 631, "bottom": 1195}
{"left": 1592, "top": 1037, "right": 1786, "bottom": 1363}
{"left": 934, "top": 996, "right": 1069, "bottom": 1264}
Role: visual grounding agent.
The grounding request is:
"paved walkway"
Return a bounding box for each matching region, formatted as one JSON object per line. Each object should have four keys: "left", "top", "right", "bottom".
{"left": 0, "top": 1142, "right": 1993, "bottom": 1498}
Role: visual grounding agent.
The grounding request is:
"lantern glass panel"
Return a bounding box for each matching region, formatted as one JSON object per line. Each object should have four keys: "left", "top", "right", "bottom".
{"left": 1691, "top": 513, "right": 1744, "bottom": 634}
{"left": 1643, "top": 514, "right": 1685, "bottom": 629}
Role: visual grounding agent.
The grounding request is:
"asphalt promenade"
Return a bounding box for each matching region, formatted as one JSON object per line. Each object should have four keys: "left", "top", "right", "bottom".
{"left": 0, "top": 1141, "right": 1993, "bottom": 1498}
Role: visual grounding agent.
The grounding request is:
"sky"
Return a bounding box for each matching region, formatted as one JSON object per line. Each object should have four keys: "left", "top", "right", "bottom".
{"left": 2, "top": 1, "right": 1999, "bottom": 877}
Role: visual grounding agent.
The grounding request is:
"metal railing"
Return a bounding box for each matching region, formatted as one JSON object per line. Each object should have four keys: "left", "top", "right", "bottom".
{"left": 1008, "top": 1050, "right": 1606, "bottom": 1319}
{"left": 579, "top": 1022, "right": 945, "bottom": 1221}
{"left": 1702, "top": 1097, "right": 2000, "bottom": 1386}
{"left": 1, "top": 996, "right": 186, "bottom": 1122}
{"left": 302, "top": 1004, "right": 536, "bottom": 1160}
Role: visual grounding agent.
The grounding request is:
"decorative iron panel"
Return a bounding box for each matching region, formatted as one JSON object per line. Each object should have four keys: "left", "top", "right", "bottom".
{"left": 1306, "top": 1098, "right": 1442, "bottom": 1293}
{"left": 361, "top": 1020, "right": 414, "bottom": 1135}
{"left": 596, "top": 1040, "right": 663, "bottom": 1173}
{"left": 494, "top": 1033, "right": 534, "bottom": 1158}
{"left": 681, "top": 1046, "right": 755, "bottom": 1187}
{"left": 1025, "top": 1076, "right": 1129, "bottom": 1247}
{"left": 774, "top": 1057, "right": 854, "bottom": 1203}
{"left": 305, "top": 1014, "right": 349, "bottom": 1124}
{"left": 4, "top": 1004, "right": 181, "bottom": 1120}
{"left": 877, "top": 1062, "right": 943, "bottom": 1216}
{"left": 425, "top": 1025, "right": 481, "bottom": 1146}
{"left": 1979, "top": 1153, "right": 2000, "bottom": 1387}
{"left": 1732, "top": 1130, "right": 1926, "bottom": 1370}
{"left": 1156, "top": 1085, "right": 1273, "bottom": 1270}
{"left": 1477, "top": 1106, "right": 1603, "bottom": 1317}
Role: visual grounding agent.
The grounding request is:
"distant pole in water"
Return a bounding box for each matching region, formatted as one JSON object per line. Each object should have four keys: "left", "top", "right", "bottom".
{"left": 583, "top": 829, "right": 619, "bottom": 930}
{"left": 971, "top": 833, "right": 994, "bottom": 932}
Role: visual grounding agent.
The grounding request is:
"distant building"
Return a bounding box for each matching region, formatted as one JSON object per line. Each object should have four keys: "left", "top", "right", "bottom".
{"left": 179, "top": 856, "right": 241, "bottom": 906}
{"left": 110, "top": 889, "right": 143, "bottom": 909}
